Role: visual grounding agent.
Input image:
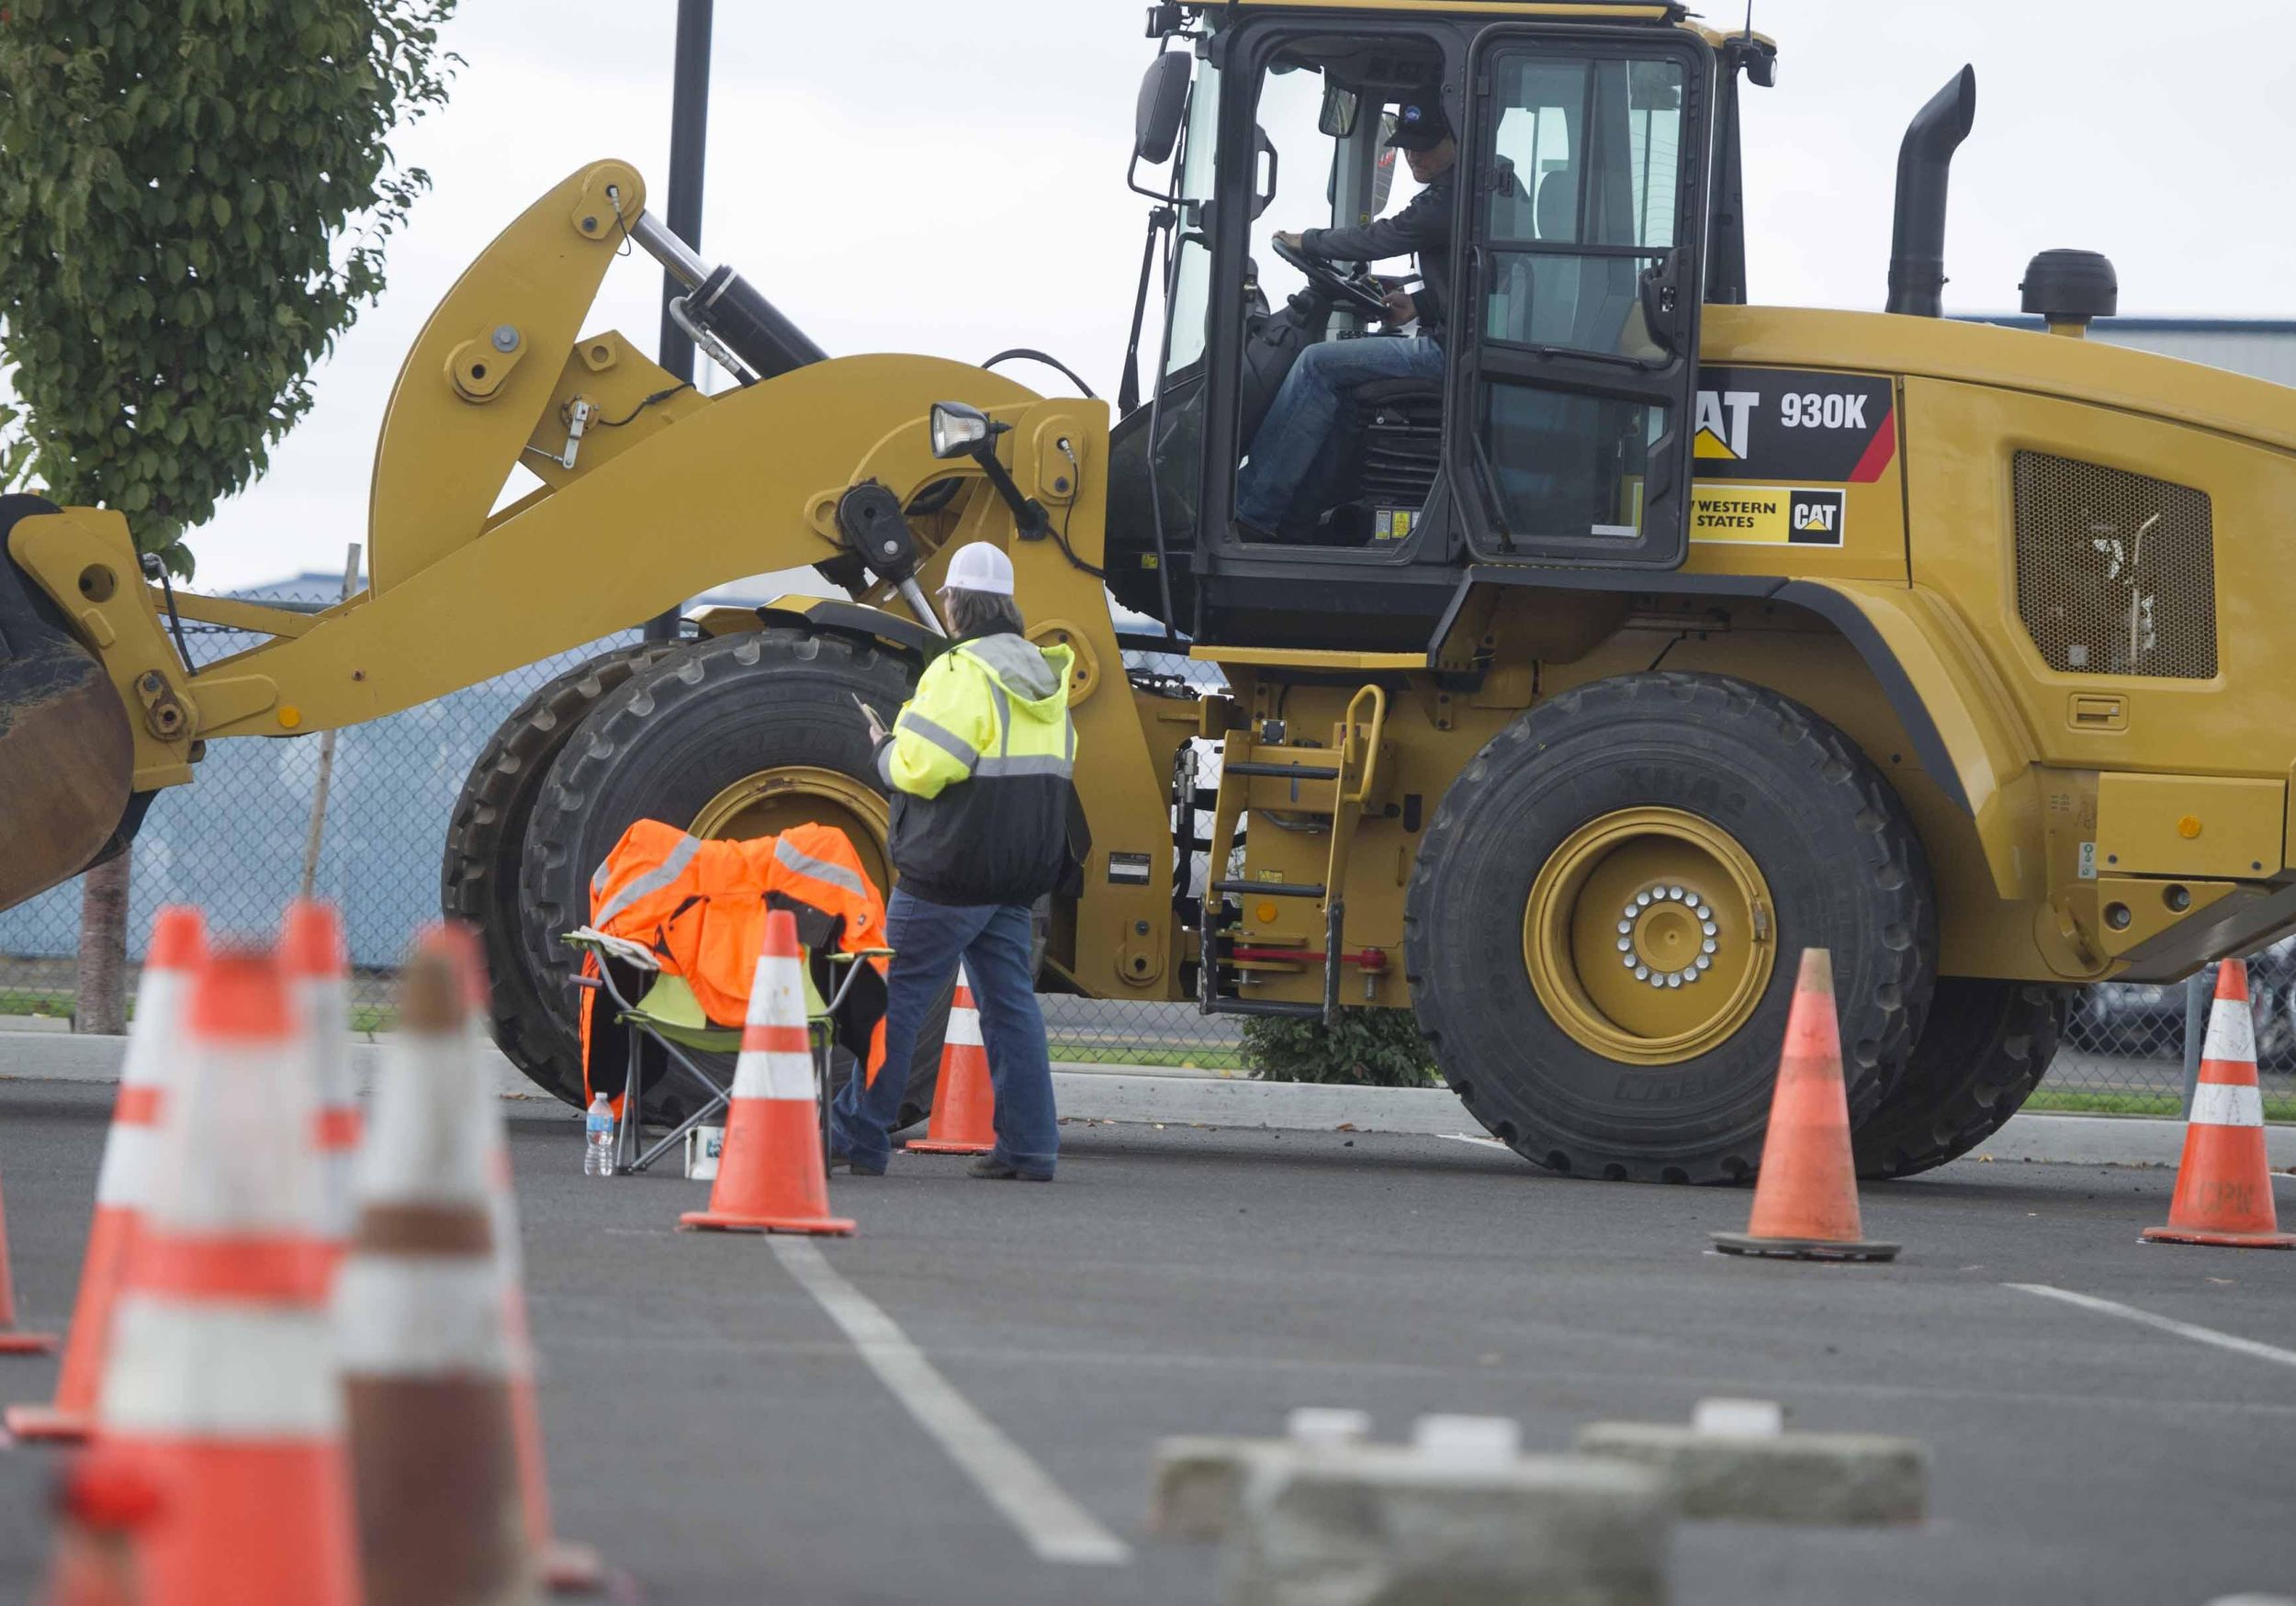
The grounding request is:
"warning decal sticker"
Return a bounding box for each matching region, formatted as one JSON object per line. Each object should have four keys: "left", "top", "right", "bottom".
{"left": 1692, "top": 367, "right": 1897, "bottom": 484}
{"left": 1691, "top": 485, "right": 1847, "bottom": 546}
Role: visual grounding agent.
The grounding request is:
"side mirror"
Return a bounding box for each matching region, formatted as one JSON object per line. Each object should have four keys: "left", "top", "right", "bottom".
{"left": 1318, "top": 84, "right": 1359, "bottom": 140}
{"left": 930, "top": 401, "right": 994, "bottom": 460}
{"left": 1134, "top": 52, "right": 1192, "bottom": 165}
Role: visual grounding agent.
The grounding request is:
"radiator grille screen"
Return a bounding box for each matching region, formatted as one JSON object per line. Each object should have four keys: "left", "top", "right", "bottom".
{"left": 2013, "top": 452, "right": 2217, "bottom": 679}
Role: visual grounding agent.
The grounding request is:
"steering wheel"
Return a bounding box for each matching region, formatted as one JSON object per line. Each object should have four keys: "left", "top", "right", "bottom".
{"left": 1271, "top": 234, "right": 1394, "bottom": 321}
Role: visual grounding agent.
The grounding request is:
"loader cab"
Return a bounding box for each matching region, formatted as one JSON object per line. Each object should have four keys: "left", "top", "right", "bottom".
{"left": 1106, "top": 6, "right": 1721, "bottom": 650}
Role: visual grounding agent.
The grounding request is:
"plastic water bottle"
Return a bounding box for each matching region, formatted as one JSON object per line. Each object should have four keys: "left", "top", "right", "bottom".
{"left": 584, "top": 1094, "right": 615, "bottom": 1177}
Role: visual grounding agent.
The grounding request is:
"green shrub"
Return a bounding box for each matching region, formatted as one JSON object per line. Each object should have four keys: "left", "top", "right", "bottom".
{"left": 1242, "top": 1007, "right": 1442, "bottom": 1088}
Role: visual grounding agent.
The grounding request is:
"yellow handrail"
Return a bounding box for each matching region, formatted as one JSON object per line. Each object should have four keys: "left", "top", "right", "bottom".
{"left": 1339, "top": 684, "right": 1388, "bottom": 805}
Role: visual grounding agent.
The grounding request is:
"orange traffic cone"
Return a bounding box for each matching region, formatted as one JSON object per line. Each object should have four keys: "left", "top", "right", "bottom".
{"left": 96, "top": 948, "right": 360, "bottom": 1603}
{"left": 36, "top": 1452, "right": 160, "bottom": 1606}
{"left": 906, "top": 965, "right": 996, "bottom": 1155}
{"left": 283, "top": 900, "right": 361, "bottom": 1266}
{"left": 681, "top": 910, "right": 855, "bottom": 1236}
{"left": 1714, "top": 949, "right": 1900, "bottom": 1263}
{"left": 426, "top": 924, "right": 605, "bottom": 1595}
{"left": 2144, "top": 960, "right": 2296, "bottom": 1250}
{"left": 337, "top": 946, "right": 539, "bottom": 1605}
{"left": 7, "top": 910, "right": 204, "bottom": 1439}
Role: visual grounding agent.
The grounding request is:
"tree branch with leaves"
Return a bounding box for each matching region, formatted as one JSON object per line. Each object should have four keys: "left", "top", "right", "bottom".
{"left": 0, "top": 0, "right": 460, "bottom": 573}
{"left": 0, "top": 0, "right": 460, "bottom": 1029}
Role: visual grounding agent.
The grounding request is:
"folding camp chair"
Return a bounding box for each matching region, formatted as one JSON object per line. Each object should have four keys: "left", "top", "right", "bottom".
{"left": 563, "top": 927, "right": 888, "bottom": 1175}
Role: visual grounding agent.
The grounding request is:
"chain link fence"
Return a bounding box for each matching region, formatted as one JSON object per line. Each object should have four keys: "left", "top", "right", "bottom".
{"left": 0, "top": 596, "right": 1249, "bottom": 1083}
{"left": 0, "top": 591, "right": 2278, "bottom": 1115}
{"left": 2054, "top": 945, "right": 2296, "bottom": 1120}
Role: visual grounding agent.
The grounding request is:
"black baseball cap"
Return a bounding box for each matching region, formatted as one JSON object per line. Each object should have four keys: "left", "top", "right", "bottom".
{"left": 1387, "top": 91, "right": 1453, "bottom": 152}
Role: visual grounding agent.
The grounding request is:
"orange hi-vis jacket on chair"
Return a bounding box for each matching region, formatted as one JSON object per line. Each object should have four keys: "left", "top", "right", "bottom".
{"left": 580, "top": 820, "right": 889, "bottom": 1101}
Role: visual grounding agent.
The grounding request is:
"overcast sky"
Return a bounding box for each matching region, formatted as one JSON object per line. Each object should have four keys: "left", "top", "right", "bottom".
{"left": 70, "top": 0, "right": 2296, "bottom": 590}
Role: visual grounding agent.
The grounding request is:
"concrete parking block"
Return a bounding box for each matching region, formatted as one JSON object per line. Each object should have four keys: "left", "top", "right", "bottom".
{"left": 1152, "top": 1436, "right": 1283, "bottom": 1541}
{"left": 1151, "top": 1409, "right": 1374, "bottom": 1540}
{"left": 1574, "top": 1421, "right": 1927, "bottom": 1524}
{"left": 1221, "top": 1447, "right": 1670, "bottom": 1606}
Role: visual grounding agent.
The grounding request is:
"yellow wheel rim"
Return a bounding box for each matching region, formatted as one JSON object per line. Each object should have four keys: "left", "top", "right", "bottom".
{"left": 1523, "top": 807, "right": 1776, "bottom": 1065}
{"left": 688, "top": 765, "right": 892, "bottom": 894}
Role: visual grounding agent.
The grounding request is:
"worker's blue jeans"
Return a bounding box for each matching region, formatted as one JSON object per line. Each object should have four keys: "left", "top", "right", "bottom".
{"left": 1236, "top": 335, "right": 1446, "bottom": 530}
{"left": 831, "top": 889, "right": 1059, "bottom": 1176}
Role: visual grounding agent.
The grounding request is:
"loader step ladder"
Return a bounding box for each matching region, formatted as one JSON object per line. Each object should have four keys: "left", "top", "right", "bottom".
{"left": 1199, "top": 685, "right": 1387, "bottom": 1025}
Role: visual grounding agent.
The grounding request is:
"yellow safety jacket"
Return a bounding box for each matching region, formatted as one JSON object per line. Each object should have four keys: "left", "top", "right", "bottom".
{"left": 877, "top": 633, "right": 1079, "bottom": 905}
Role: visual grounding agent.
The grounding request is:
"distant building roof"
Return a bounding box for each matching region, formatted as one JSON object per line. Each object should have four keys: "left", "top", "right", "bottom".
{"left": 1959, "top": 315, "right": 2296, "bottom": 336}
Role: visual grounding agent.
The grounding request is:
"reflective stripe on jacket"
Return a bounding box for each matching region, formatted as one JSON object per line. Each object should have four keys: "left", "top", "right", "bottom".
{"left": 878, "top": 632, "right": 1077, "bottom": 906}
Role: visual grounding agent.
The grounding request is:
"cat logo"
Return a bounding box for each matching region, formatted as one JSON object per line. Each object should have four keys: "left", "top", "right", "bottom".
{"left": 1693, "top": 389, "right": 1758, "bottom": 461}
{"left": 1791, "top": 491, "right": 1846, "bottom": 543}
{"left": 1690, "top": 485, "right": 1848, "bottom": 547}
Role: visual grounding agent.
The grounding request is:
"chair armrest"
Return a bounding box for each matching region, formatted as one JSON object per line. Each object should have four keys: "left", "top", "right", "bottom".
{"left": 560, "top": 926, "right": 661, "bottom": 971}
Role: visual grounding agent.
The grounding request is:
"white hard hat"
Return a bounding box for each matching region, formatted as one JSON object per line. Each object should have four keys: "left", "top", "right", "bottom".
{"left": 941, "top": 544, "right": 1016, "bottom": 597}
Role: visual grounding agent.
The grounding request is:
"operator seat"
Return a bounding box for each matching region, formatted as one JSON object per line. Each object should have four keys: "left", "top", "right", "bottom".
{"left": 1530, "top": 166, "right": 1581, "bottom": 341}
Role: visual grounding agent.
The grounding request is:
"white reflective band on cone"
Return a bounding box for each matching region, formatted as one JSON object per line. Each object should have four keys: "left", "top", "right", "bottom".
{"left": 946, "top": 1007, "right": 984, "bottom": 1049}
{"left": 102, "top": 1297, "right": 342, "bottom": 1437}
{"left": 146, "top": 1044, "right": 324, "bottom": 1236}
{"left": 335, "top": 1257, "right": 512, "bottom": 1376}
{"left": 93, "top": 1121, "right": 163, "bottom": 1209}
{"left": 731, "top": 950, "right": 815, "bottom": 1101}
{"left": 297, "top": 976, "right": 356, "bottom": 1107}
{"left": 733, "top": 1050, "right": 816, "bottom": 1103}
{"left": 2202, "top": 1006, "right": 2257, "bottom": 1066}
{"left": 2190, "top": 1082, "right": 2266, "bottom": 1129}
{"left": 753, "top": 954, "right": 803, "bottom": 1029}
{"left": 356, "top": 1030, "right": 492, "bottom": 1207}
{"left": 119, "top": 971, "right": 190, "bottom": 1089}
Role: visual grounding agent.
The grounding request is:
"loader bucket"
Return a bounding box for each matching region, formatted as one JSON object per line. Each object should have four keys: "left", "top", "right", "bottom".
{"left": 0, "top": 496, "right": 135, "bottom": 913}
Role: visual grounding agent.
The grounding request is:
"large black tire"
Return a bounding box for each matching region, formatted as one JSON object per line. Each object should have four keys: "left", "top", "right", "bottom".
{"left": 518, "top": 629, "right": 946, "bottom": 1129}
{"left": 1404, "top": 672, "right": 1937, "bottom": 1184}
{"left": 1853, "top": 978, "right": 2067, "bottom": 1179}
{"left": 441, "top": 643, "right": 677, "bottom": 1107}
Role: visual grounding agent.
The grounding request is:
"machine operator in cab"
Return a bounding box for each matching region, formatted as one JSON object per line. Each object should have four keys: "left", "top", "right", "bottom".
{"left": 1236, "top": 90, "right": 1457, "bottom": 538}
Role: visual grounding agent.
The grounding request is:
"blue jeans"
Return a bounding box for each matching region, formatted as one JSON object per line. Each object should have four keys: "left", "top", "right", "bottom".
{"left": 830, "top": 889, "right": 1059, "bottom": 1175}
{"left": 1236, "top": 336, "right": 1446, "bottom": 529}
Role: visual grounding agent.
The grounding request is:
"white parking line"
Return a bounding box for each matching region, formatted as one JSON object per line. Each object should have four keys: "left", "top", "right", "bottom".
{"left": 2009, "top": 1284, "right": 2296, "bottom": 1370}
{"left": 769, "top": 1238, "right": 1132, "bottom": 1567}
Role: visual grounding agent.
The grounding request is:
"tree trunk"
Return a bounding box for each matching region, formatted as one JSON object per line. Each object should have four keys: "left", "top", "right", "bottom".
{"left": 73, "top": 849, "right": 131, "bottom": 1036}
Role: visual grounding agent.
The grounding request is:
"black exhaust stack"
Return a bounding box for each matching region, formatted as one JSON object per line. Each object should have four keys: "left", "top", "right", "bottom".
{"left": 1885, "top": 66, "right": 1977, "bottom": 318}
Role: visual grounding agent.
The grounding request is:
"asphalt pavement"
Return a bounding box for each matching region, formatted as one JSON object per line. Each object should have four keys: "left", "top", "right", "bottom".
{"left": 0, "top": 1082, "right": 2291, "bottom": 1604}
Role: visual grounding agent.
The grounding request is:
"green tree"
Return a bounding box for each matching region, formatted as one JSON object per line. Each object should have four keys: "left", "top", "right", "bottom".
{"left": 0, "top": 0, "right": 458, "bottom": 1028}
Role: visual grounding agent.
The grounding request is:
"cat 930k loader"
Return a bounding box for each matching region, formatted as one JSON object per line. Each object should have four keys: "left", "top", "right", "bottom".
{"left": 6, "top": 0, "right": 2294, "bottom": 1184}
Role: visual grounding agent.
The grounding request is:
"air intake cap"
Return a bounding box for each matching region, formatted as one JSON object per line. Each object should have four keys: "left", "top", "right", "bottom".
{"left": 2020, "top": 249, "right": 2119, "bottom": 329}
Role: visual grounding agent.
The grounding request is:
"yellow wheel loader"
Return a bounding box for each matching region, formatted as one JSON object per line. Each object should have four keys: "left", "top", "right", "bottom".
{"left": 6, "top": 0, "right": 2293, "bottom": 1182}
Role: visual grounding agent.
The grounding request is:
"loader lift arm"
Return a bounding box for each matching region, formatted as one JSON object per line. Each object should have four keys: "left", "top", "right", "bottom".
{"left": 0, "top": 162, "right": 1173, "bottom": 987}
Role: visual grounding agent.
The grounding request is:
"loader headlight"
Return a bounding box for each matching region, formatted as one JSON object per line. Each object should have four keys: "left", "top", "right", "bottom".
{"left": 929, "top": 401, "right": 994, "bottom": 460}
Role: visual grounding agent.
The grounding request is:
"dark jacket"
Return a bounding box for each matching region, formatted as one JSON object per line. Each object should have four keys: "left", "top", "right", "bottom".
{"left": 876, "top": 632, "right": 1079, "bottom": 907}
{"left": 1301, "top": 167, "right": 1457, "bottom": 339}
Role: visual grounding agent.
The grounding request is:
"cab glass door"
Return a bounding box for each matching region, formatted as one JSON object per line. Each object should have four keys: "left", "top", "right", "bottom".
{"left": 1453, "top": 33, "right": 1709, "bottom": 566}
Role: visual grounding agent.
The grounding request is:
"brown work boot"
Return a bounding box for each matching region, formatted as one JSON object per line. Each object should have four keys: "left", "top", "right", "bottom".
{"left": 966, "top": 1154, "right": 1053, "bottom": 1183}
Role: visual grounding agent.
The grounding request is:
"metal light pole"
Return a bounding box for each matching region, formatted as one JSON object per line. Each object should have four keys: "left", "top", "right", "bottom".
{"left": 643, "top": 0, "right": 714, "bottom": 644}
